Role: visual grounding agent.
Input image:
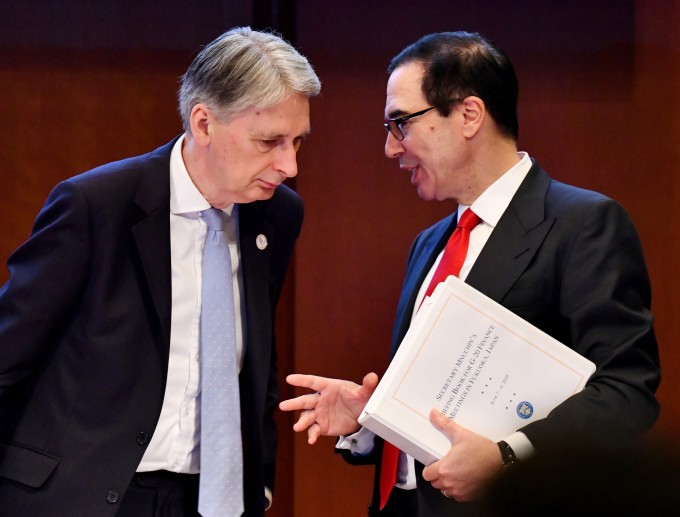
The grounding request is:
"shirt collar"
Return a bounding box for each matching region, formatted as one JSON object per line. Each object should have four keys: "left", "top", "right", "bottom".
{"left": 169, "top": 134, "right": 235, "bottom": 216}
{"left": 465, "top": 151, "right": 532, "bottom": 227}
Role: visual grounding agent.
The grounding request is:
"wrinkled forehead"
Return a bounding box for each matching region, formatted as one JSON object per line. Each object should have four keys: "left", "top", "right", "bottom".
{"left": 385, "top": 61, "right": 427, "bottom": 119}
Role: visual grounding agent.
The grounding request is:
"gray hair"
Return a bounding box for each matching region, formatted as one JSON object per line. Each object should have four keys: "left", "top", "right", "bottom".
{"left": 178, "top": 26, "right": 321, "bottom": 132}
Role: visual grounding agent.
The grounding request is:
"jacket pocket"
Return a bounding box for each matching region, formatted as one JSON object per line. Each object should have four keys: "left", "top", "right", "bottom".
{"left": 0, "top": 442, "right": 60, "bottom": 488}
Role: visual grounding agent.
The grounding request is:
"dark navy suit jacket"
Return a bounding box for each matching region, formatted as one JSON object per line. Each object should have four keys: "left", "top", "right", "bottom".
{"left": 366, "top": 161, "right": 660, "bottom": 516}
{"left": 0, "top": 138, "right": 303, "bottom": 516}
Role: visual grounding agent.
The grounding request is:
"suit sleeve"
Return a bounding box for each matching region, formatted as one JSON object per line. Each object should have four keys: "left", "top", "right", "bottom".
{"left": 0, "top": 181, "right": 90, "bottom": 405}
{"left": 519, "top": 198, "right": 660, "bottom": 449}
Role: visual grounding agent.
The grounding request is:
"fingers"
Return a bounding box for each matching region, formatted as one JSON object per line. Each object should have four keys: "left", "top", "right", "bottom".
{"left": 291, "top": 408, "right": 318, "bottom": 433}
{"left": 422, "top": 461, "right": 453, "bottom": 499}
{"left": 279, "top": 392, "right": 320, "bottom": 412}
{"left": 285, "top": 373, "right": 324, "bottom": 390}
{"left": 422, "top": 460, "right": 439, "bottom": 482}
{"left": 307, "top": 422, "right": 321, "bottom": 445}
{"left": 289, "top": 410, "right": 321, "bottom": 444}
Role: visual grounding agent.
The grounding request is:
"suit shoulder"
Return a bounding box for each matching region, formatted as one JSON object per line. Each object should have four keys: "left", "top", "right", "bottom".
{"left": 548, "top": 179, "right": 611, "bottom": 205}
{"left": 269, "top": 184, "right": 303, "bottom": 212}
{"left": 50, "top": 141, "right": 174, "bottom": 207}
{"left": 545, "top": 179, "right": 634, "bottom": 222}
{"left": 239, "top": 184, "right": 304, "bottom": 244}
{"left": 247, "top": 184, "right": 304, "bottom": 224}
{"left": 64, "top": 140, "right": 174, "bottom": 191}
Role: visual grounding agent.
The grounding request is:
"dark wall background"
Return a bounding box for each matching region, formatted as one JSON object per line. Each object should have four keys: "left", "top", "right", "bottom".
{"left": 1, "top": 2, "right": 678, "bottom": 516}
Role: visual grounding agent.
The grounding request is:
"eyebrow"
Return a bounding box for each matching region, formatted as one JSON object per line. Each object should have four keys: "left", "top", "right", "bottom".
{"left": 386, "top": 109, "right": 408, "bottom": 120}
{"left": 252, "top": 128, "right": 312, "bottom": 140}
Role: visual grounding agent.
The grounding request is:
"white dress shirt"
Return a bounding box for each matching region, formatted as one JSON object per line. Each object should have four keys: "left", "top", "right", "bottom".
{"left": 137, "top": 135, "right": 245, "bottom": 474}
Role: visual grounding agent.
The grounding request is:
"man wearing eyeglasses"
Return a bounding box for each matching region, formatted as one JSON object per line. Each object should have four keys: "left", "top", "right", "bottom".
{"left": 279, "top": 31, "right": 660, "bottom": 516}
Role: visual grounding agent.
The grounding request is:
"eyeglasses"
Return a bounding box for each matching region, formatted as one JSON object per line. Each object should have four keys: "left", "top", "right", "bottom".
{"left": 383, "top": 106, "right": 436, "bottom": 141}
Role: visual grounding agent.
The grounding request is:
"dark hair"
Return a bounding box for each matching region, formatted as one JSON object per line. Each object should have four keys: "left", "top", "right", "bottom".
{"left": 388, "top": 31, "right": 519, "bottom": 140}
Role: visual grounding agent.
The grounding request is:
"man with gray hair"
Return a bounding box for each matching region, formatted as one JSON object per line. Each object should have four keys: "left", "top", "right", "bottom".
{"left": 0, "top": 27, "right": 320, "bottom": 516}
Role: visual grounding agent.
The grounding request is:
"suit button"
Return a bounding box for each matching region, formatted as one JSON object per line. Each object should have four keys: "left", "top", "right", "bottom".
{"left": 136, "top": 431, "right": 150, "bottom": 445}
{"left": 106, "top": 490, "right": 120, "bottom": 504}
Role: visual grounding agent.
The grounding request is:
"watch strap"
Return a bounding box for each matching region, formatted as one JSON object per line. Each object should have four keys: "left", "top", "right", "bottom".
{"left": 497, "top": 440, "right": 518, "bottom": 466}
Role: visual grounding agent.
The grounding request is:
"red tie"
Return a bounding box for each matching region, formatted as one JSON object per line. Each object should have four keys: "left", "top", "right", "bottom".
{"left": 378, "top": 208, "right": 482, "bottom": 509}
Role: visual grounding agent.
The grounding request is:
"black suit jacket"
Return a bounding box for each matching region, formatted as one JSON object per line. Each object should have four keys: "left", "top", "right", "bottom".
{"left": 0, "top": 138, "right": 303, "bottom": 516}
{"left": 367, "top": 161, "right": 660, "bottom": 516}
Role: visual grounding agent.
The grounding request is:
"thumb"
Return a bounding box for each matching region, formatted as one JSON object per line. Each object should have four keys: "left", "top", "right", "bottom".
{"left": 429, "top": 409, "right": 459, "bottom": 442}
{"left": 362, "top": 372, "right": 379, "bottom": 391}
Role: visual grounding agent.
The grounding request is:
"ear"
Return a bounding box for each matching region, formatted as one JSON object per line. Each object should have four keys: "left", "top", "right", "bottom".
{"left": 459, "top": 96, "right": 485, "bottom": 138}
{"left": 188, "top": 103, "right": 212, "bottom": 146}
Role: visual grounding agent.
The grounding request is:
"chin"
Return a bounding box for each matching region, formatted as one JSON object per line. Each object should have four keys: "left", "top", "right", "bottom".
{"left": 416, "top": 187, "right": 436, "bottom": 202}
{"left": 253, "top": 188, "right": 277, "bottom": 202}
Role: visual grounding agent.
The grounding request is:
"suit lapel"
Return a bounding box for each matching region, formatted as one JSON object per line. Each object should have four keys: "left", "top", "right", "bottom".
{"left": 466, "top": 162, "right": 554, "bottom": 303}
{"left": 391, "top": 215, "right": 456, "bottom": 352}
{"left": 131, "top": 141, "right": 174, "bottom": 349}
{"left": 237, "top": 201, "right": 275, "bottom": 425}
{"left": 403, "top": 219, "right": 455, "bottom": 309}
{"left": 239, "top": 203, "right": 274, "bottom": 321}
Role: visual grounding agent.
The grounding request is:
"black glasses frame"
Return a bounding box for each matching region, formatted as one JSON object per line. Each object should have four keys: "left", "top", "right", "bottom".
{"left": 383, "top": 106, "right": 436, "bottom": 141}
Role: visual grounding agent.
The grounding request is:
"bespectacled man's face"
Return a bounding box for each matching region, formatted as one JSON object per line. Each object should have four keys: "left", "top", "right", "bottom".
{"left": 384, "top": 62, "right": 474, "bottom": 203}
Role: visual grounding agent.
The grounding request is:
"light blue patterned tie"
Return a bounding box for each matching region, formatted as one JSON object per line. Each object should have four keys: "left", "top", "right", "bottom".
{"left": 199, "top": 207, "right": 244, "bottom": 517}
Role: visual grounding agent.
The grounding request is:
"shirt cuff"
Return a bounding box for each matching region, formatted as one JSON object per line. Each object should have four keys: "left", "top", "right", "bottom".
{"left": 336, "top": 427, "right": 376, "bottom": 456}
{"left": 503, "top": 431, "right": 534, "bottom": 461}
{"left": 264, "top": 486, "right": 272, "bottom": 511}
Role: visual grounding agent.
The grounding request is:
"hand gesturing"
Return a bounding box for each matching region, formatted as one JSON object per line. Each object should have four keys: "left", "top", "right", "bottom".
{"left": 279, "top": 372, "right": 379, "bottom": 444}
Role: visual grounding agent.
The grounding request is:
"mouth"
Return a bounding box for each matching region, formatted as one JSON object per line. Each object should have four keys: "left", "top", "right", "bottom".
{"left": 406, "top": 165, "right": 420, "bottom": 185}
{"left": 258, "top": 179, "right": 281, "bottom": 189}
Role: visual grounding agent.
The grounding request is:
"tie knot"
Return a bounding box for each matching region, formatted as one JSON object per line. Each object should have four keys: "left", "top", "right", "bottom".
{"left": 457, "top": 208, "right": 481, "bottom": 230}
{"left": 202, "top": 208, "right": 224, "bottom": 231}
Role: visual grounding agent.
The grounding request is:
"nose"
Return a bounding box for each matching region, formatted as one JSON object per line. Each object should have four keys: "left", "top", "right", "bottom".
{"left": 274, "top": 145, "right": 299, "bottom": 178}
{"left": 385, "top": 131, "right": 404, "bottom": 159}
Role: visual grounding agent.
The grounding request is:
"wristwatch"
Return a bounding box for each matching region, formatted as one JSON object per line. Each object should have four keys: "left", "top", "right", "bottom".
{"left": 497, "top": 440, "right": 518, "bottom": 466}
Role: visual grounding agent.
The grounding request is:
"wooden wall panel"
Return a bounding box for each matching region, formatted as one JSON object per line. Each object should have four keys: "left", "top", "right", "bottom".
{"left": 0, "top": 50, "right": 187, "bottom": 271}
